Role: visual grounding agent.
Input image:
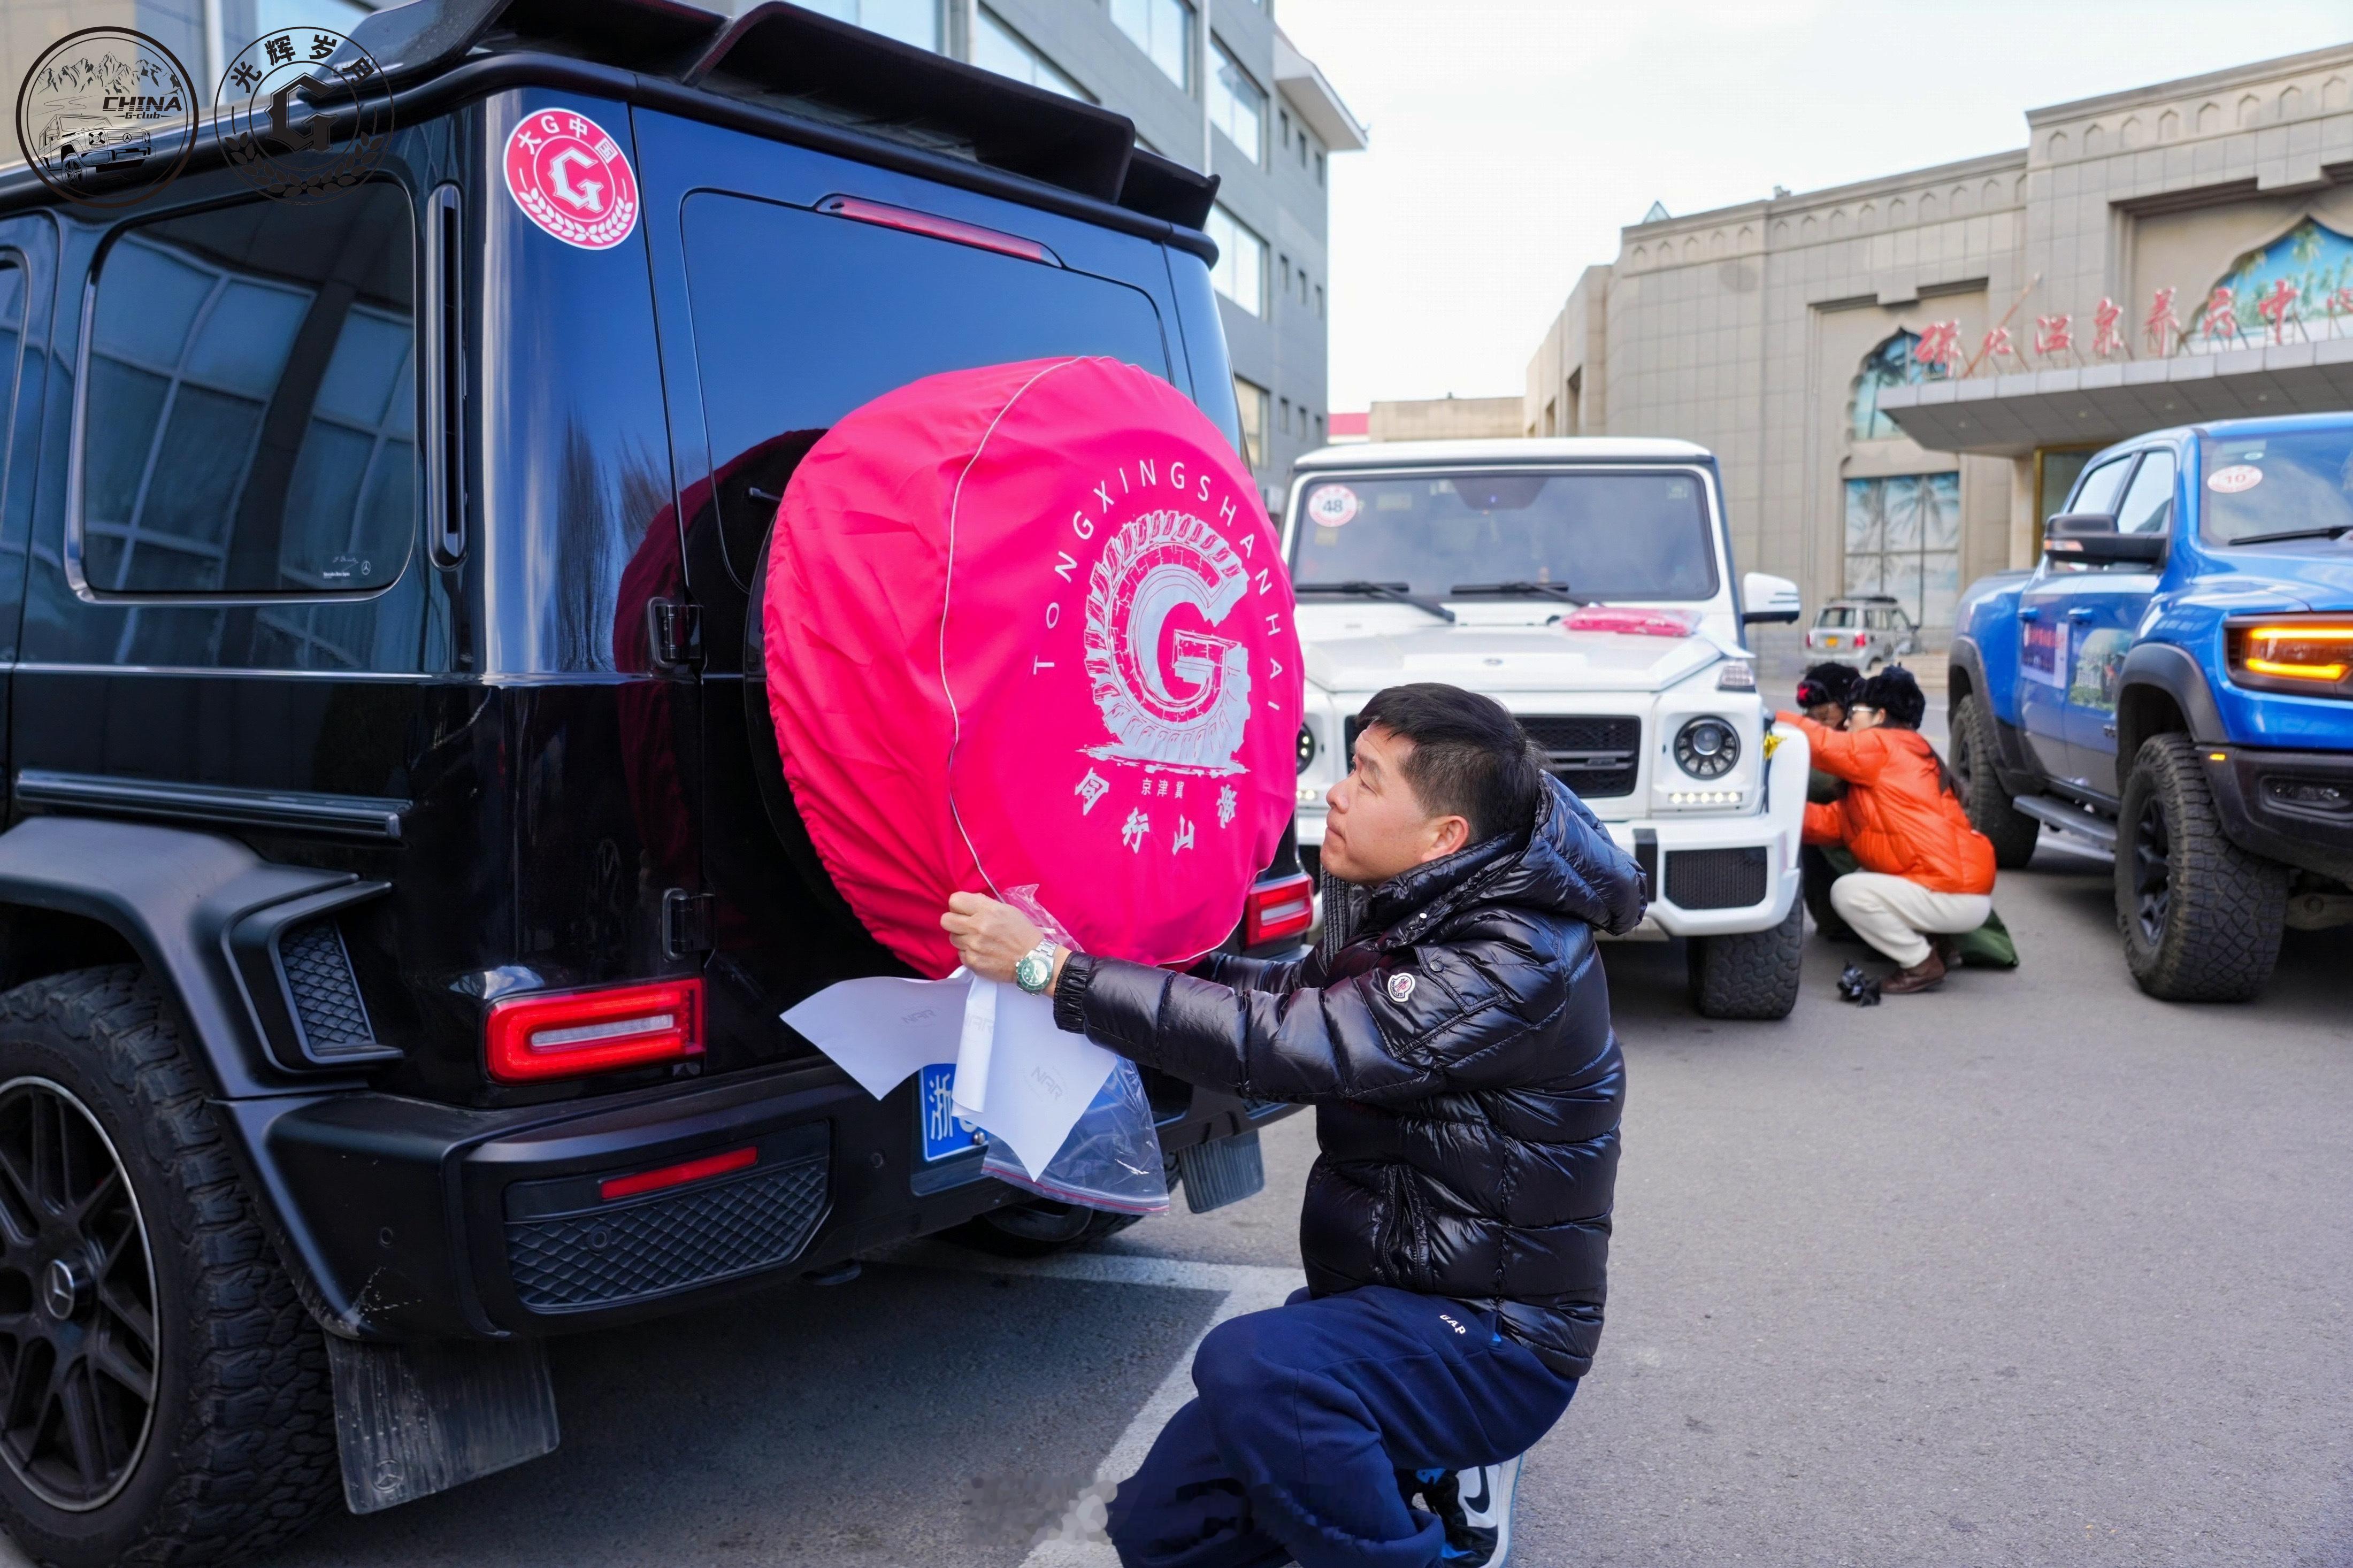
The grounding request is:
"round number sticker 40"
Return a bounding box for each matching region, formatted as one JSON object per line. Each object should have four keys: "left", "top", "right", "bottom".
{"left": 503, "top": 109, "right": 640, "bottom": 250}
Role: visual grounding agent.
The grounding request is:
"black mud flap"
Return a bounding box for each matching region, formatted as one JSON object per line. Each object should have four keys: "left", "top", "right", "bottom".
{"left": 1176, "top": 1128, "right": 1267, "bottom": 1213}
{"left": 326, "top": 1335, "right": 561, "bottom": 1513}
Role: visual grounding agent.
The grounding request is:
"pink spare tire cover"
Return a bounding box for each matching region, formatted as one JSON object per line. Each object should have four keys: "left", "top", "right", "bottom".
{"left": 763, "top": 356, "right": 1303, "bottom": 979}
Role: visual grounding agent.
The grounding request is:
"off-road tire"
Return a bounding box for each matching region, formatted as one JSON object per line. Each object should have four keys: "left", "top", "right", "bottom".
{"left": 1685, "top": 898, "right": 1804, "bottom": 1020}
{"left": 946, "top": 1201, "right": 1144, "bottom": 1258}
{"left": 2116, "top": 736, "right": 2287, "bottom": 1002}
{"left": 0, "top": 966, "right": 336, "bottom": 1567}
{"left": 1950, "top": 691, "right": 2041, "bottom": 868}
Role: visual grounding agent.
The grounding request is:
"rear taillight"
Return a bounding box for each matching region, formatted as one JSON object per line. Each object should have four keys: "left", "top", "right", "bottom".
{"left": 1244, "top": 872, "right": 1315, "bottom": 947}
{"left": 486, "top": 979, "right": 704, "bottom": 1083}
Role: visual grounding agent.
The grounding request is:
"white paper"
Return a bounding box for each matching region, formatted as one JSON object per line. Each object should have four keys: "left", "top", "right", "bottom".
{"left": 954, "top": 975, "right": 1000, "bottom": 1115}
{"left": 962, "top": 984, "right": 1119, "bottom": 1180}
{"left": 781, "top": 966, "right": 1115, "bottom": 1183}
{"left": 780, "top": 973, "right": 970, "bottom": 1100}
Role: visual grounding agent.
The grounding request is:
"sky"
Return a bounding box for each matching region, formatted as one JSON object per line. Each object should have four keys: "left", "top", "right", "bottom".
{"left": 1271, "top": 0, "right": 2353, "bottom": 413}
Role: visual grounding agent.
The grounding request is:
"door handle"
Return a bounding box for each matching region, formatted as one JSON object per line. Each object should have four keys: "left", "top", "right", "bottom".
{"left": 2066, "top": 607, "right": 2096, "bottom": 621}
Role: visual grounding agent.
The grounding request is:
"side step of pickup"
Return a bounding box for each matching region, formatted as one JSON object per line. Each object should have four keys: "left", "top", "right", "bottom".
{"left": 2015, "top": 793, "right": 2119, "bottom": 850}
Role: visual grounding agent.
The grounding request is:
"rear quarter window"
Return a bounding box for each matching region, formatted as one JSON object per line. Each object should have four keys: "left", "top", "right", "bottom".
{"left": 78, "top": 187, "right": 415, "bottom": 597}
{"left": 682, "top": 195, "right": 1173, "bottom": 582}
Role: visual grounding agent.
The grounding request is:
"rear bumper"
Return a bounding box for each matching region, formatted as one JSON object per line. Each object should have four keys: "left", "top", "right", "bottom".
{"left": 223, "top": 1058, "right": 1280, "bottom": 1342}
{"left": 2202, "top": 744, "right": 2353, "bottom": 883}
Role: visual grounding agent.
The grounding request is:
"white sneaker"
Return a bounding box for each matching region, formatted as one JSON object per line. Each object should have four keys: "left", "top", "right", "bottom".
{"left": 1399, "top": 1455, "right": 1520, "bottom": 1566}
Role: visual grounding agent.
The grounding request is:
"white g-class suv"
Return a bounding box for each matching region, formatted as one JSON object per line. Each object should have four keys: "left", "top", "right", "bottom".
{"left": 1285, "top": 438, "right": 1813, "bottom": 1018}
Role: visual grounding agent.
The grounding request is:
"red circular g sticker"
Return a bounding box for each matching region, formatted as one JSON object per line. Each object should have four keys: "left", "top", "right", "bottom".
{"left": 2206, "top": 464, "right": 2264, "bottom": 494}
{"left": 503, "top": 109, "right": 640, "bottom": 251}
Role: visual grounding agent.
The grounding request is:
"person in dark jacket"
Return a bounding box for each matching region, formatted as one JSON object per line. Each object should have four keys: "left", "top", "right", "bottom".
{"left": 942, "top": 683, "right": 1645, "bottom": 1568}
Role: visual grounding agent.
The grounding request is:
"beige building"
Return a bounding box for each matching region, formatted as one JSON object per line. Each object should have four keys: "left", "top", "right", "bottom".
{"left": 1527, "top": 43, "right": 2353, "bottom": 651}
{"left": 1367, "top": 394, "right": 1522, "bottom": 443}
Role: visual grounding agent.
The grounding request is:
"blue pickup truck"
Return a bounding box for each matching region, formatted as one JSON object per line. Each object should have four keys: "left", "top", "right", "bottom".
{"left": 1949, "top": 413, "right": 2353, "bottom": 1001}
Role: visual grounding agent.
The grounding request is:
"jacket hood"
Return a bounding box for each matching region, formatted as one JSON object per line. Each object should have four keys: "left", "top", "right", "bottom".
{"left": 1305, "top": 623, "right": 1720, "bottom": 694}
{"left": 1361, "top": 774, "right": 1647, "bottom": 940}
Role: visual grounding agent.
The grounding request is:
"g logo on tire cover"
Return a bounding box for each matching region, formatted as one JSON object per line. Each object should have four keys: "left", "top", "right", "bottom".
{"left": 1083, "top": 510, "right": 1252, "bottom": 770}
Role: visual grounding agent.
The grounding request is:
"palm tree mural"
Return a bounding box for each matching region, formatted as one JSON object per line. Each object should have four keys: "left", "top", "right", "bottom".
{"left": 2189, "top": 218, "right": 2353, "bottom": 345}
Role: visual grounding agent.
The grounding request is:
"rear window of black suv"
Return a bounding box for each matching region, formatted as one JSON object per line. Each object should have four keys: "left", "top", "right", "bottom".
{"left": 682, "top": 193, "right": 1172, "bottom": 583}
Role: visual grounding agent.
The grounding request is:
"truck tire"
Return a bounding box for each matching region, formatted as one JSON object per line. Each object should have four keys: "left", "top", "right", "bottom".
{"left": 947, "top": 1201, "right": 1143, "bottom": 1258}
{"left": 1950, "top": 692, "right": 2041, "bottom": 868}
{"left": 0, "top": 966, "right": 336, "bottom": 1568}
{"left": 1685, "top": 899, "right": 1803, "bottom": 1020}
{"left": 2116, "top": 736, "right": 2287, "bottom": 1002}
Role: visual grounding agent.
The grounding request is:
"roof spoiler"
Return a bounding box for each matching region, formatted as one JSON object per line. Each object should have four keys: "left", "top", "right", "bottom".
{"left": 340, "top": 0, "right": 1218, "bottom": 228}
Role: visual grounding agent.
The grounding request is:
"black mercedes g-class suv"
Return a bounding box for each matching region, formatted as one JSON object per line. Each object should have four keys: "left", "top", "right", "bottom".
{"left": 0, "top": 3, "right": 1305, "bottom": 1560}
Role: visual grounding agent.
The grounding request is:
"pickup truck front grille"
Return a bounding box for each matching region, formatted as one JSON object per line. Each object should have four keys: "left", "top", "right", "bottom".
{"left": 1519, "top": 716, "right": 1640, "bottom": 799}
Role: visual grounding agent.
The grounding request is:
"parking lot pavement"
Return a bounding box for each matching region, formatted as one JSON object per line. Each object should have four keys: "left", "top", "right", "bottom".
{"left": 236, "top": 836, "right": 2351, "bottom": 1568}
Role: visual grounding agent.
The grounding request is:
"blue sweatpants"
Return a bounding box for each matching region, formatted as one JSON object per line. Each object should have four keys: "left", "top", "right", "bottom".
{"left": 1106, "top": 1286, "right": 1579, "bottom": 1568}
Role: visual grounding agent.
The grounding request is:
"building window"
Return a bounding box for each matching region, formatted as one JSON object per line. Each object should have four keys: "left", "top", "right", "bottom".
{"left": 1850, "top": 329, "right": 1921, "bottom": 441}
{"left": 975, "top": 8, "right": 1090, "bottom": 99}
{"left": 1843, "top": 473, "right": 1960, "bottom": 628}
{"left": 801, "top": 0, "right": 939, "bottom": 50}
{"left": 1314, "top": 283, "right": 1324, "bottom": 318}
{"left": 1279, "top": 109, "right": 1291, "bottom": 148}
{"left": 1314, "top": 413, "right": 1324, "bottom": 442}
{"left": 1315, "top": 150, "right": 1325, "bottom": 185}
{"left": 1210, "top": 41, "right": 1265, "bottom": 164}
{"left": 1233, "top": 375, "right": 1269, "bottom": 466}
{"left": 1205, "top": 204, "right": 1266, "bottom": 316}
{"left": 1110, "top": 0, "right": 1192, "bottom": 90}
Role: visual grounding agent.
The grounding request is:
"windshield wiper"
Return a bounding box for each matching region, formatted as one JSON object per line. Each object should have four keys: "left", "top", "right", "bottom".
{"left": 1294, "top": 580, "right": 1457, "bottom": 624}
{"left": 2225, "top": 524, "right": 2353, "bottom": 547}
{"left": 1451, "top": 580, "right": 1590, "bottom": 606}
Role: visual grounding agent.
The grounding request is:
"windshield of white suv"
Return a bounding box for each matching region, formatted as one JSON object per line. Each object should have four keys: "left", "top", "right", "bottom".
{"left": 2200, "top": 430, "right": 2353, "bottom": 546}
{"left": 1290, "top": 470, "right": 1720, "bottom": 602}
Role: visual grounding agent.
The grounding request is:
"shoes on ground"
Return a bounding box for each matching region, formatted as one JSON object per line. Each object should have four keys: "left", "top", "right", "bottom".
{"left": 1400, "top": 1455, "right": 1520, "bottom": 1566}
{"left": 1881, "top": 949, "right": 1948, "bottom": 994}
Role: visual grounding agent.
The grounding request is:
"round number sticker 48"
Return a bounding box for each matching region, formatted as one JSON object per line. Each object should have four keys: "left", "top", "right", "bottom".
{"left": 504, "top": 109, "right": 640, "bottom": 250}
{"left": 2206, "top": 464, "right": 2264, "bottom": 494}
{"left": 1306, "top": 484, "right": 1360, "bottom": 528}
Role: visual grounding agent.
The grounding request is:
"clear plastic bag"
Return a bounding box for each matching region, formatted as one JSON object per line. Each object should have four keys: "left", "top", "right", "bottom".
{"left": 983, "top": 1056, "right": 1169, "bottom": 1215}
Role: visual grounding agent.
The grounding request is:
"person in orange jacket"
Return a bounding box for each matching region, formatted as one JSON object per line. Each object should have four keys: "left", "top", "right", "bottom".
{"left": 1775, "top": 666, "right": 1996, "bottom": 994}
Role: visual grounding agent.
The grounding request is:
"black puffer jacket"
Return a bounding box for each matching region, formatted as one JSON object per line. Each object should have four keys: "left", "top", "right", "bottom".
{"left": 1054, "top": 777, "right": 1645, "bottom": 1378}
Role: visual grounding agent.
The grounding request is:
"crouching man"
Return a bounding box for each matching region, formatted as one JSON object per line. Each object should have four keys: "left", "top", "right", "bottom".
{"left": 1777, "top": 666, "right": 1996, "bottom": 994}
{"left": 942, "top": 683, "right": 1645, "bottom": 1568}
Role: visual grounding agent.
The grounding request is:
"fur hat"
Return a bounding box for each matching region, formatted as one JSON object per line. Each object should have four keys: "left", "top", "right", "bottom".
{"left": 1795, "top": 660, "right": 1861, "bottom": 711}
{"left": 1852, "top": 665, "right": 1927, "bottom": 729}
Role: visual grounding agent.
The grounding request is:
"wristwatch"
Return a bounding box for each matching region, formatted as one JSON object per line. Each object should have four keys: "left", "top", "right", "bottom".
{"left": 1013, "top": 939, "right": 1060, "bottom": 994}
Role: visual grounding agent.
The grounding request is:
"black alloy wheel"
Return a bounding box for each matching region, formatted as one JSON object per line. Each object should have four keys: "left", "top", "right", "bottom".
{"left": 0, "top": 1078, "right": 156, "bottom": 1512}
{"left": 2129, "top": 789, "right": 2173, "bottom": 949}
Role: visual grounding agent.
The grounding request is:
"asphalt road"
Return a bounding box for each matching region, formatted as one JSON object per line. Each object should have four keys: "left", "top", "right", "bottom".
{"left": 226, "top": 819, "right": 2353, "bottom": 1568}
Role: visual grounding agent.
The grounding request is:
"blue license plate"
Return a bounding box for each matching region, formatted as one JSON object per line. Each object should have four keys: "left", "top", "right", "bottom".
{"left": 915, "top": 1062, "right": 983, "bottom": 1163}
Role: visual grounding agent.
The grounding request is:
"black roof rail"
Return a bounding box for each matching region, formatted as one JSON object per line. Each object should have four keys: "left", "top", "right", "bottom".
{"left": 341, "top": 0, "right": 1218, "bottom": 226}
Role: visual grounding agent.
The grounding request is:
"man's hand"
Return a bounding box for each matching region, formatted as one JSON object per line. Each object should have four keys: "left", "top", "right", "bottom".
{"left": 940, "top": 891, "right": 1063, "bottom": 986}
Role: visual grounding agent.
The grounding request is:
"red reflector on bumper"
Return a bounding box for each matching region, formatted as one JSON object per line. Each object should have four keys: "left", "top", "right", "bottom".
{"left": 599, "top": 1145, "right": 757, "bottom": 1203}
